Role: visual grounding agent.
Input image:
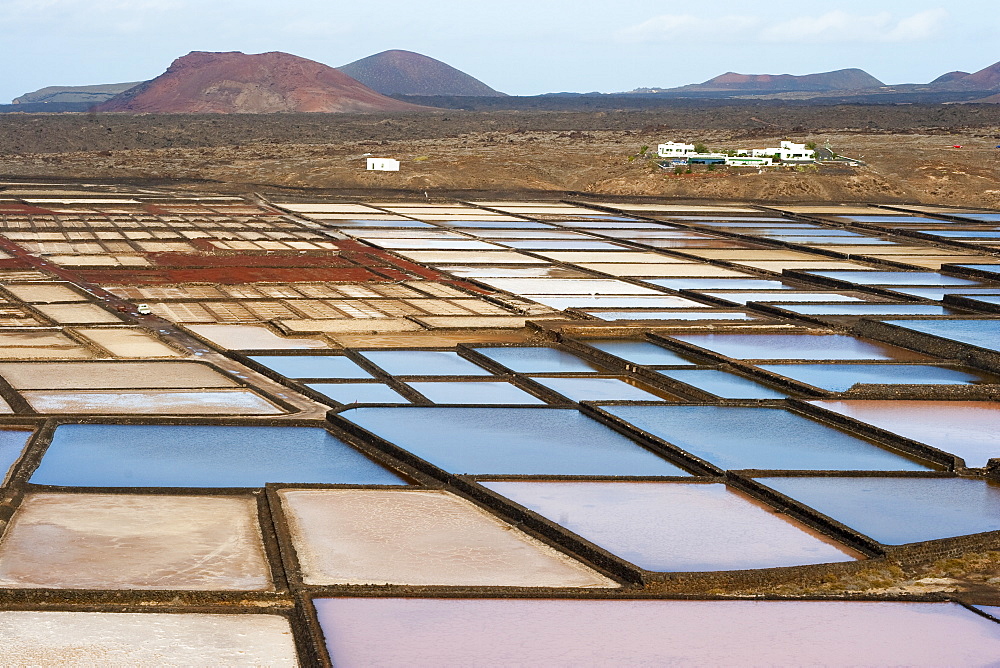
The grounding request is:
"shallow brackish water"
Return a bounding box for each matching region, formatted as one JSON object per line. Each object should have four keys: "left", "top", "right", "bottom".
{"left": 340, "top": 407, "right": 689, "bottom": 476}
{"left": 32, "top": 424, "right": 405, "bottom": 487}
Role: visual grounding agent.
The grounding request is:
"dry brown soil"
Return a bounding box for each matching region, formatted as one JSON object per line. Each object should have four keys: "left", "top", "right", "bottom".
{"left": 1, "top": 107, "right": 999, "bottom": 204}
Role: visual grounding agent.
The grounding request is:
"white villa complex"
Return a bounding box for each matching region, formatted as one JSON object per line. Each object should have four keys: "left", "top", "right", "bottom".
{"left": 656, "top": 142, "right": 699, "bottom": 158}
{"left": 657, "top": 140, "right": 816, "bottom": 166}
{"left": 751, "top": 141, "right": 816, "bottom": 163}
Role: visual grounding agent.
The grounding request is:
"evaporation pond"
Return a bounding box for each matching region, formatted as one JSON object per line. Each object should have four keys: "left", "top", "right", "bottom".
{"left": 585, "top": 341, "right": 696, "bottom": 366}
{"left": 843, "top": 215, "right": 946, "bottom": 223}
{"left": 917, "top": 230, "right": 1000, "bottom": 239}
{"left": 30, "top": 424, "right": 404, "bottom": 487}
{"left": 588, "top": 311, "right": 755, "bottom": 321}
{"left": 602, "top": 405, "right": 929, "bottom": 471}
{"left": 278, "top": 489, "right": 614, "bottom": 587}
{"left": 20, "top": 389, "right": 282, "bottom": 415}
{"left": 483, "top": 482, "right": 857, "bottom": 571}
{"left": 881, "top": 319, "right": 1000, "bottom": 352}
{"left": 407, "top": 381, "right": 545, "bottom": 404}
{"left": 530, "top": 376, "right": 678, "bottom": 401}
{"left": 0, "top": 429, "right": 33, "bottom": 483}
{"left": 760, "top": 364, "right": 999, "bottom": 391}
{"left": 313, "top": 598, "right": 1000, "bottom": 667}
{"left": 0, "top": 361, "right": 236, "bottom": 390}
{"left": 808, "top": 271, "right": 982, "bottom": 286}
{"left": 696, "top": 292, "right": 864, "bottom": 305}
{"left": 778, "top": 237, "right": 896, "bottom": 245}
{"left": 646, "top": 279, "right": 794, "bottom": 290}
{"left": 529, "top": 296, "right": 705, "bottom": 309}
{"left": 249, "top": 355, "right": 373, "bottom": 379}
{"left": 359, "top": 350, "right": 492, "bottom": 376}
{"left": 757, "top": 477, "right": 1000, "bottom": 544}
{"left": 0, "top": 493, "right": 271, "bottom": 590}
{"left": 308, "top": 383, "right": 408, "bottom": 404}
{"left": 956, "top": 213, "right": 1000, "bottom": 222}
{"left": 656, "top": 369, "right": 786, "bottom": 399}
{"left": 888, "top": 288, "right": 1000, "bottom": 300}
{"left": 186, "top": 324, "right": 329, "bottom": 350}
{"left": 339, "top": 407, "right": 688, "bottom": 476}
{"left": 475, "top": 347, "right": 611, "bottom": 373}
{"left": 809, "top": 400, "right": 1000, "bottom": 467}
{"left": 337, "top": 219, "right": 433, "bottom": 227}
{"left": 0, "top": 611, "right": 299, "bottom": 666}
{"left": 756, "top": 229, "right": 861, "bottom": 237}
{"left": 670, "top": 333, "right": 928, "bottom": 360}
{"left": 780, "top": 304, "right": 953, "bottom": 316}
{"left": 434, "top": 220, "right": 554, "bottom": 228}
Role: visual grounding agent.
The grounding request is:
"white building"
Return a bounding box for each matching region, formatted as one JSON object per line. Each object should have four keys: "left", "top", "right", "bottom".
{"left": 367, "top": 158, "right": 400, "bottom": 172}
{"left": 751, "top": 141, "right": 815, "bottom": 163}
{"left": 657, "top": 142, "right": 696, "bottom": 158}
{"left": 657, "top": 139, "right": 814, "bottom": 166}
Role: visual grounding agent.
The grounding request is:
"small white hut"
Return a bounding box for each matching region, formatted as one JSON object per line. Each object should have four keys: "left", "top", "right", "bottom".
{"left": 367, "top": 158, "right": 400, "bottom": 171}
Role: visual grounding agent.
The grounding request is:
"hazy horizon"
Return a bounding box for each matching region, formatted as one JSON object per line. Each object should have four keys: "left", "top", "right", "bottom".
{"left": 2, "top": 0, "right": 997, "bottom": 103}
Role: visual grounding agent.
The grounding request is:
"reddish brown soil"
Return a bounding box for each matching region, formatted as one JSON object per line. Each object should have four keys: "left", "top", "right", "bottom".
{"left": 76, "top": 266, "right": 385, "bottom": 284}
{"left": 65, "top": 240, "right": 460, "bottom": 285}
{"left": 2, "top": 108, "right": 998, "bottom": 206}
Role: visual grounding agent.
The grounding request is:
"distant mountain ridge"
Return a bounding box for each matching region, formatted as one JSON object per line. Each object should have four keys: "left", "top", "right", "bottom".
{"left": 14, "top": 82, "right": 143, "bottom": 105}
{"left": 339, "top": 50, "right": 505, "bottom": 97}
{"left": 670, "top": 68, "right": 885, "bottom": 93}
{"left": 612, "top": 61, "right": 1000, "bottom": 103}
{"left": 11, "top": 53, "right": 1000, "bottom": 110}
{"left": 94, "top": 51, "right": 431, "bottom": 114}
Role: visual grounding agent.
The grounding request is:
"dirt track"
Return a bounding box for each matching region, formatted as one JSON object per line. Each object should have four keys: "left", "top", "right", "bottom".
{"left": 1, "top": 107, "right": 999, "bottom": 205}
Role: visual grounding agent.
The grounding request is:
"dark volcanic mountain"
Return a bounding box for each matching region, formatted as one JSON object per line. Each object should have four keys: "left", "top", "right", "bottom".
{"left": 929, "top": 71, "right": 971, "bottom": 84}
{"left": 673, "top": 68, "right": 884, "bottom": 93}
{"left": 95, "top": 51, "right": 432, "bottom": 113}
{"left": 339, "top": 50, "right": 505, "bottom": 97}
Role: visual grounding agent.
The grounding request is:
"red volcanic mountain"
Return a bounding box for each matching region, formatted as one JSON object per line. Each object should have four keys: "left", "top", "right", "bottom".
{"left": 95, "top": 51, "right": 433, "bottom": 113}
{"left": 675, "top": 68, "right": 883, "bottom": 92}
{"left": 928, "top": 61, "right": 1000, "bottom": 91}
{"left": 956, "top": 61, "right": 1000, "bottom": 89}
{"left": 339, "top": 49, "right": 505, "bottom": 97}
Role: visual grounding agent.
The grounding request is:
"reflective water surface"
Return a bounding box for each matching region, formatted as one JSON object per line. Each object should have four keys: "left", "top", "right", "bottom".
{"left": 32, "top": 424, "right": 405, "bottom": 487}
{"left": 340, "top": 407, "right": 689, "bottom": 476}
{"left": 483, "top": 481, "right": 859, "bottom": 571}
{"left": 757, "top": 476, "right": 1000, "bottom": 544}
{"left": 603, "top": 405, "right": 930, "bottom": 471}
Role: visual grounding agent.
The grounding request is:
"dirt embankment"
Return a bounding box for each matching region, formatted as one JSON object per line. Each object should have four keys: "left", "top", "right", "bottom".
{"left": 1, "top": 107, "right": 998, "bottom": 205}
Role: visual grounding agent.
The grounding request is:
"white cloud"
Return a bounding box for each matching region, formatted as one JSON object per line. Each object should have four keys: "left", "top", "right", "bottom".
{"left": 761, "top": 9, "right": 948, "bottom": 43}
{"left": 886, "top": 9, "right": 949, "bottom": 40}
{"left": 615, "top": 14, "right": 760, "bottom": 43}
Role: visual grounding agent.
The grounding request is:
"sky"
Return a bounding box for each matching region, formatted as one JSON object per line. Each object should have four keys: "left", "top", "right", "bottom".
{"left": 2, "top": 0, "right": 998, "bottom": 102}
